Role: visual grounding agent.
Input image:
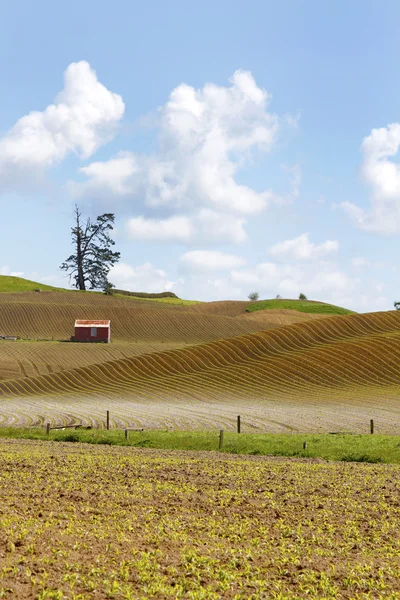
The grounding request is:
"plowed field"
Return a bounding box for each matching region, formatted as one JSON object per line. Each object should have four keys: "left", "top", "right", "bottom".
{"left": 1, "top": 439, "right": 399, "bottom": 599}
{"left": 1, "top": 311, "right": 400, "bottom": 432}
{"left": 0, "top": 341, "right": 184, "bottom": 381}
{"left": 0, "top": 292, "right": 284, "bottom": 342}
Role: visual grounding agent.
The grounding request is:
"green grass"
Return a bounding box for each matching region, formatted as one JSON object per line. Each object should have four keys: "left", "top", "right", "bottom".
{"left": 1, "top": 428, "right": 399, "bottom": 463}
{"left": 0, "top": 275, "right": 198, "bottom": 304}
{"left": 0, "top": 275, "right": 66, "bottom": 293}
{"left": 246, "top": 298, "right": 355, "bottom": 315}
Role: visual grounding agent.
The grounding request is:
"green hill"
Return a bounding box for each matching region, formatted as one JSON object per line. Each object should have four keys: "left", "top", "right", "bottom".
{"left": 0, "top": 276, "right": 65, "bottom": 293}
{"left": 246, "top": 298, "right": 355, "bottom": 315}
{"left": 0, "top": 276, "right": 197, "bottom": 304}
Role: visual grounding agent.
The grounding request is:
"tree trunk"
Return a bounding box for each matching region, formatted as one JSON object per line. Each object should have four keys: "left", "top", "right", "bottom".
{"left": 75, "top": 209, "right": 86, "bottom": 291}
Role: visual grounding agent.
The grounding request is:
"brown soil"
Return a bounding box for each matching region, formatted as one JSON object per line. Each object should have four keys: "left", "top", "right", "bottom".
{"left": 0, "top": 440, "right": 399, "bottom": 599}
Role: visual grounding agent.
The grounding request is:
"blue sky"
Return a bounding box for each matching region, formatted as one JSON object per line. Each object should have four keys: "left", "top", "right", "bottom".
{"left": 1, "top": 0, "right": 400, "bottom": 311}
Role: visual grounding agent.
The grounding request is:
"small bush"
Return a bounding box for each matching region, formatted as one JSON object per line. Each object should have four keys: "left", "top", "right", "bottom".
{"left": 61, "top": 433, "right": 79, "bottom": 443}
{"left": 248, "top": 292, "right": 260, "bottom": 301}
{"left": 341, "top": 454, "right": 383, "bottom": 463}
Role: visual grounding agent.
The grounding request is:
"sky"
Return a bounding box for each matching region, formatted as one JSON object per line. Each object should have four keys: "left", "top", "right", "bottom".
{"left": 1, "top": 0, "right": 400, "bottom": 312}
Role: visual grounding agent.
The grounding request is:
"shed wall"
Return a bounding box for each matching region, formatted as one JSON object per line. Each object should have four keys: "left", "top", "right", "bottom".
{"left": 74, "top": 326, "right": 110, "bottom": 343}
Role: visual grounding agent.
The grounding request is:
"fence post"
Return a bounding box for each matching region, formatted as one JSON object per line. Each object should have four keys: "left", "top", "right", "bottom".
{"left": 46, "top": 423, "right": 50, "bottom": 436}
{"left": 303, "top": 441, "right": 307, "bottom": 450}
{"left": 219, "top": 429, "right": 224, "bottom": 450}
{"left": 370, "top": 419, "right": 374, "bottom": 434}
{"left": 106, "top": 410, "right": 110, "bottom": 431}
{"left": 125, "top": 429, "right": 128, "bottom": 441}
{"left": 237, "top": 415, "right": 241, "bottom": 434}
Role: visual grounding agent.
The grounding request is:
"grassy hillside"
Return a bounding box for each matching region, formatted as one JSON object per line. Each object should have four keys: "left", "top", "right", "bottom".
{"left": 0, "top": 275, "right": 199, "bottom": 305}
{"left": 246, "top": 298, "right": 354, "bottom": 315}
{"left": 0, "top": 275, "right": 65, "bottom": 293}
{"left": 1, "top": 310, "right": 400, "bottom": 432}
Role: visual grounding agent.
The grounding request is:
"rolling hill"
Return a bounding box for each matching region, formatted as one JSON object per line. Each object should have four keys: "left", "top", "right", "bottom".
{"left": 246, "top": 298, "right": 355, "bottom": 315}
{"left": 0, "top": 283, "right": 331, "bottom": 384}
{"left": 0, "top": 304, "right": 399, "bottom": 433}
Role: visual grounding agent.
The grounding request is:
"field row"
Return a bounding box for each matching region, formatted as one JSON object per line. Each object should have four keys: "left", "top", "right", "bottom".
{"left": 0, "top": 300, "right": 272, "bottom": 343}
{"left": 1, "top": 311, "right": 400, "bottom": 431}
{"left": 0, "top": 341, "right": 184, "bottom": 381}
{"left": 0, "top": 387, "right": 399, "bottom": 432}
{"left": 1, "top": 439, "right": 400, "bottom": 599}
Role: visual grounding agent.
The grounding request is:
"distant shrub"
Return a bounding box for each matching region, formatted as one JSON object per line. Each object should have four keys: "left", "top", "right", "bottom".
{"left": 299, "top": 293, "right": 308, "bottom": 300}
{"left": 248, "top": 292, "right": 260, "bottom": 301}
{"left": 103, "top": 281, "right": 115, "bottom": 296}
{"left": 341, "top": 454, "right": 383, "bottom": 463}
{"left": 61, "top": 433, "right": 79, "bottom": 443}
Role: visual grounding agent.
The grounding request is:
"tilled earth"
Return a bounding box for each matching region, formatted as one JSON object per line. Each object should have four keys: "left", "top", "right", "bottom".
{"left": 0, "top": 439, "right": 399, "bottom": 599}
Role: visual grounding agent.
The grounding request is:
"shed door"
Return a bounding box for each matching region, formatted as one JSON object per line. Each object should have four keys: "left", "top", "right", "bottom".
{"left": 90, "top": 327, "right": 97, "bottom": 337}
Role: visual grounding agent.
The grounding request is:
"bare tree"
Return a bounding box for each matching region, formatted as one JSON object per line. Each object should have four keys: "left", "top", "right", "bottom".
{"left": 60, "top": 205, "right": 120, "bottom": 291}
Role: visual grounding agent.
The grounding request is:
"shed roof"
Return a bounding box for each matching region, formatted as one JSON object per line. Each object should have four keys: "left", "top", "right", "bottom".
{"left": 74, "top": 320, "right": 110, "bottom": 328}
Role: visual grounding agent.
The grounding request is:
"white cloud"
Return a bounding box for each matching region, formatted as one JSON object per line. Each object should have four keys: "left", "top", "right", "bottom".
{"left": 341, "top": 123, "right": 400, "bottom": 234}
{"left": 180, "top": 250, "right": 246, "bottom": 272}
{"left": 170, "top": 256, "right": 373, "bottom": 308}
{"left": 0, "top": 266, "right": 24, "bottom": 277}
{"left": 70, "top": 252, "right": 392, "bottom": 312}
{"left": 269, "top": 233, "right": 338, "bottom": 260}
{"left": 109, "top": 262, "right": 174, "bottom": 293}
{"left": 0, "top": 61, "right": 124, "bottom": 184}
{"left": 70, "top": 151, "right": 137, "bottom": 197}
{"left": 70, "top": 70, "right": 298, "bottom": 245}
{"left": 126, "top": 215, "right": 194, "bottom": 244}
{"left": 126, "top": 209, "right": 247, "bottom": 245}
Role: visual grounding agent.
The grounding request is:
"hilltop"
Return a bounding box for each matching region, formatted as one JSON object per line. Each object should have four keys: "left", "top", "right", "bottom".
{"left": 246, "top": 298, "right": 354, "bottom": 315}
{"left": 0, "top": 275, "right": 64, "bottom": 293}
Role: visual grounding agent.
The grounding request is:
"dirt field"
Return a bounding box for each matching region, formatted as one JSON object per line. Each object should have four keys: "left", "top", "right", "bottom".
{"left": 1, "top": 311, "right": 400, "bottom": 432}
{"left": 0, "top": 439, "right": 399, "bottom": 599}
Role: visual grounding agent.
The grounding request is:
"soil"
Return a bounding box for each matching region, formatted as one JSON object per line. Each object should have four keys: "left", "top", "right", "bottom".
{"left": 0, "top": 439, "right": 400, "bottom": 598}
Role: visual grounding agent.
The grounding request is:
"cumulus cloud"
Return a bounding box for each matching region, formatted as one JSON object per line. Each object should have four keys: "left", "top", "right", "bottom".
{"left": 0, "top": 266, "right": 24, "bottom": 277}
{"left": 71, "top": 70, "right": 298, "bottom": 245}
{"left": 269, "top": 233, "right": 338, "bottom": 260}
{"left": 127, "top": 215, "right": 193, "bottom": 244}
{"left": 341, "top": 123, "right": 400, "bottom": 234}
{"left": 170, "top": 255, "right": 385, "bottom": 310}
{"left": 70, "top": 151, "right": 137, "bottom": 198}
{"left": 0, "top": 61, "right": 124, "bottom": 184}
{"left": 126, "top": 209, "right": 247, "bottom": 245}
{"left": 109, "top": 262, "right": 174, "bottom": 293}
{"left": 70, "top": 252, "right": 391, "bottom": 312}
{"left": 231, "top": 261, "right": 359, "bottom": 306}
{"left": 180, "top": 250, "right": 246, "bottom": 272}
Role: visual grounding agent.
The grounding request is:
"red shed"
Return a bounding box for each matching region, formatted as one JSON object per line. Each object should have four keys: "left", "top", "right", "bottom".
{"left": 73, "top": 320, "right": 111, "bottom": 343}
